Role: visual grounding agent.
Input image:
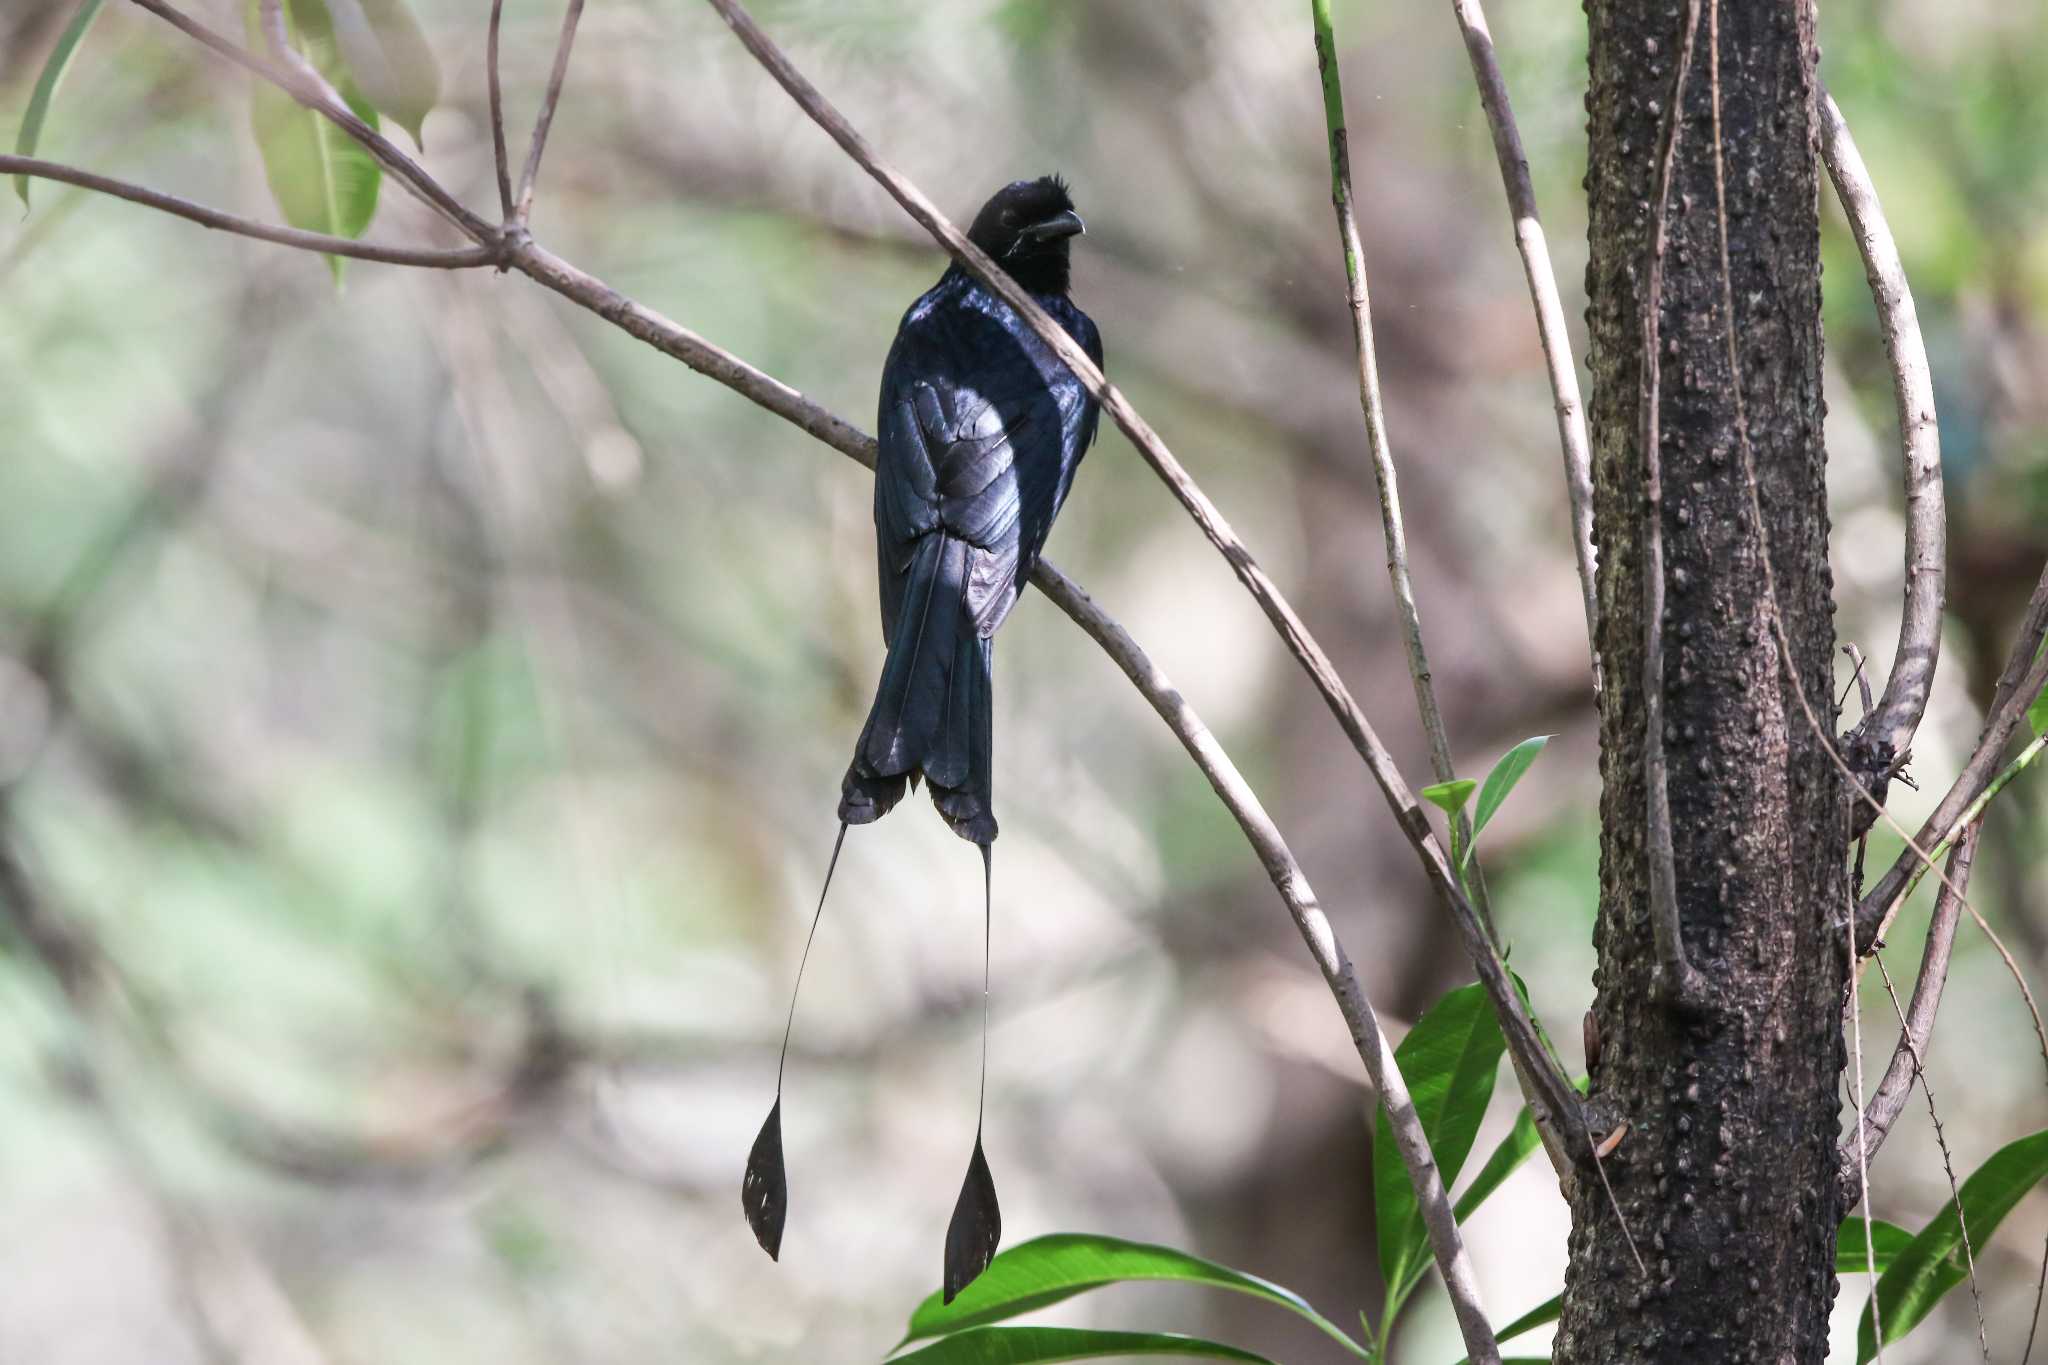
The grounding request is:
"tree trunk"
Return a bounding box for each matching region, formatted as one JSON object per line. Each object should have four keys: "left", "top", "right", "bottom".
{"left": 1560, "top": 2, "right": 1848, "bottom": 1361}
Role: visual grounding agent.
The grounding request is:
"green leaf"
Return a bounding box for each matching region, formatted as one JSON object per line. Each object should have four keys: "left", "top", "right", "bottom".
{"left": 887, "top": 1326, "right": 1272, "bottom": 1364}
{"left": 899, "top": 1234, "right": 1364, "bottom": 1357}
{"left": 325, "top": 0, "right": 440, "bottom": 147}
{"left": 1856, "top": 1128, "right": 2048, "bottom": 1362}
{"left": 1452, "top": 1105, "right": 1542, "bottom": 1223}
{"left": 1420, "top": 779, "right": 1477, "bottom": 817}
{"left": 13, "top": 0, "right": 107, "bottom": 207}
{"left": 1466, "top": 736, "right": 1551, "bottom": 866}
{"left": 1835, "top": 1217, "right": 1914, "bottom": 1275}
{"left": 1374, "top": 984, "right": 1508, "bottom": 1305}
{"left": 245, "top": 0, "right": 384, "bottom": 285}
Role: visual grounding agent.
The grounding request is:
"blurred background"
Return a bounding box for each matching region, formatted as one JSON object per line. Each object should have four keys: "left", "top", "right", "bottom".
{"left": 2, "top": 0, "right": 2046, "bottom": 1360}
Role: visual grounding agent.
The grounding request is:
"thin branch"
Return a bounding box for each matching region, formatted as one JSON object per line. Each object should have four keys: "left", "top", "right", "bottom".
{"left": 698, "top": 0, "right": 1588, "bottom": 1172}
{"left": 0, "top": 156, "right": 498, "bottom": 267}
{"left": 1858, "top": 565, "right": 2048, "bottom": 945}
{"left": 1844, "top": 828, "right": 1977, "bottom": 1176}
{"left": 1819, "top": 87, "right": 1945, "bottom": 774}
{"left": 1639, "top": 0, "right": 1710, "bottom": 1013}
{"left": 1891, "top": 728, "right": 2047, "bottom": 907}
{"left": 125, "top": 0, "right": 493, "bottom": 241}
{"left": 1311, "top": 0, "right": 1499, "bottom": 948}
{"left": 488, "top": 0, "right": 514, "bottom": 221}
{"left": 1847, "top": 891, "right": 1885, "bottom": 1362}
{"left": 1035, "top": 562, "right": 1499, "bottom": 1365}
{"left": 1444, "top": 0, "right": 1600, "bottom": 696}
{"left": 514, "top": 0, "right": 587, "bottom": 227}
{"left": 1870, "top": 950, "right": 1990, "bottom": 1359}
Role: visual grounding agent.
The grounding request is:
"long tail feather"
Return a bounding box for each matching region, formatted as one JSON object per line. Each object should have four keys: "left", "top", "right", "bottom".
{"left": 942, "top": 842, "right": 1001, "bottom": 1302}
{"left": 743, "top": 821, "right": 850, "bottom": 1260}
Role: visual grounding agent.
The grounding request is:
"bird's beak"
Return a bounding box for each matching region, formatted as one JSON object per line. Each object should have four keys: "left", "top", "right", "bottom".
{"left": 1019, "top": 209, "right": 1085, "bottom": 244}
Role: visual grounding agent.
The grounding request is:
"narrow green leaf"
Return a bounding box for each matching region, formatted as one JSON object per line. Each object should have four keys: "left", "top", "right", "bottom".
{"left": 1452, "top": 1106, "right": 1541, "bottom": 1223}
{"left": 326, "top": 0, "right": 440, "bottom": 147}
{"left": 245, "top": 0, "right": 383, "bottom": 284}
{"left": 1468, "top": 736, "right": 1552, "bottom": 858}
{"left": 1835, "top": 1217, "right": 1913, "bottom": 1275}
{"left": 887, "top": 1326, "right": 1272, "bottom": 1364}
{"left": 1374, "top": 984, "right": 1508, "bottom": 1303}
{"left": 1420, "top": 779, "right": 1477, "bottom": 817}
{"left": 13, "top": 0, "right": 107, "bottom": 207}
{"left": 900, "top": 1234, "right": 1364, "bottom": 1357}
{"left": 1856, "top": 1128, "right": 2048, "bottom": 1362}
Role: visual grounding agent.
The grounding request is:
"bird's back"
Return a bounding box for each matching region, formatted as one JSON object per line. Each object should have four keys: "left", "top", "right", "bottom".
{"left": 874, "top": 269, "right": 1102, "bottom": 643}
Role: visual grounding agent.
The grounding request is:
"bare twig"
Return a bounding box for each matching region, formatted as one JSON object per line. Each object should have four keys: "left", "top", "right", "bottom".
{"left": 1842, "top": 642, "right": 1873, "bottom": 714}
{"left": 1310, "top": 0, "right": 1495, "bottom": 949}
{"left": 1443, "top": 0, "right": 1600, "bottom": 695}
{"left": 1638, "top": 0, "right": 1709, "bottom": 1013}
{"left": 515, "top": 0, "right": 587, "bottom": 226}
{"left": 1844, "top": 828, "right": 1977, "bottom": 1177}
{"left": 1890, "top": 726, "right": 2048, "bottom": 908}
{"left": 0, "top": 156, "right": 498, "bottom": 267}
{"left": 1848, "top": 890, "right": 1884, "bottom": 1362}
{"left": 1869, "top": 950, "right": 1989, "bottom": 1358}
{"left": 1313, "top": 0, "right": 1582, "bottom": 1198}
{"left": 1037, "top": 563, "right": 1499, "bottom": 1365}
{"left": 1819, "top": 87, "right": 1945, "bottom": 772}
{"left": 488, "top": 0, "right": 514, "bottom": 220}
{"left": 697, "top": 0, "right": 1588, "bottom": 1172}
{"left": 1858, "top": 566, "right": 2048, "bottom": 945}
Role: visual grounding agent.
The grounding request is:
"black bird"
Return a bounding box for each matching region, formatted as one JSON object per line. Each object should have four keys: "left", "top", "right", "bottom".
{"left": 744, "top": 176, "right": 1102, "bottom": 1303}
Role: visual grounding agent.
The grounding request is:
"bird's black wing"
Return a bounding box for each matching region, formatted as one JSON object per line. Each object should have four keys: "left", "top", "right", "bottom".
{"left": 872, "top": 288, "right": 1102, "bottom": 646}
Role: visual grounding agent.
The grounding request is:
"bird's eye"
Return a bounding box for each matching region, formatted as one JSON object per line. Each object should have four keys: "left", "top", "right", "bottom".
{"left": 999, "top": 210, "right": 1018, "bottom": 228}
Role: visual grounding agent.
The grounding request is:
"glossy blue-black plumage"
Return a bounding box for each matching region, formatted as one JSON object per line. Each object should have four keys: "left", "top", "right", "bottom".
{"left": 840, "top": 179, "right": 1102, "bottom": 845}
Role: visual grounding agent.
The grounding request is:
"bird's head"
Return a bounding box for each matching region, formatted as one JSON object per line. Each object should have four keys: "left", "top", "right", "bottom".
{"left": 967, "top": 175, "right": 1085, "bottom": 296}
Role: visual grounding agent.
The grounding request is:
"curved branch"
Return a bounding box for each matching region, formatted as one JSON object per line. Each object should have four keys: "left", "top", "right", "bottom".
{"left": 1819, "top": 88, "right": 1945, "bottom": 772}
{"left": 699, "top": 0, "right": 1587, "bottom": 1176}
{"left": 1444, "top": 0, "right": 1600, "bottom": 696}
{"left": 0, "top": 156, "right": 499, "bottom": 268}
{"left": 1035, "top": 565, "right": 1498, "bottom": 1363}
{"left": 1842, "top": 826, "right": 1978, "bottom": 1186}
{"left": 1857, "top": 563, "right": 2048, "bottom": 946}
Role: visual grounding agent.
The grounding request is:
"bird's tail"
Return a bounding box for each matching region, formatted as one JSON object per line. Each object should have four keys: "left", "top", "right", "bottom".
{"left": 840, "top": 534, "right": 997, "bottom": 844}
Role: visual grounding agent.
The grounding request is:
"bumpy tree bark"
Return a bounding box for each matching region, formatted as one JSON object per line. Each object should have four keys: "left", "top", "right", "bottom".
{"left": 1559, "top": 2, "right": 1848, "bottom": 1361}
